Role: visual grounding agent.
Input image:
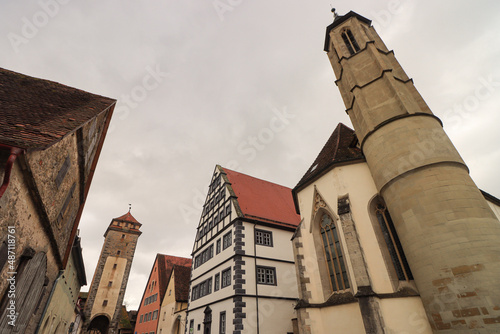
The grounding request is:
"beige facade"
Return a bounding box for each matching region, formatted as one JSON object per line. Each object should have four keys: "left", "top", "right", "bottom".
{"left": 293, "top": 156, "right": 431, "bottom": 333}
{"left": 157, "top": 269, "right": 188, "bottom": 334}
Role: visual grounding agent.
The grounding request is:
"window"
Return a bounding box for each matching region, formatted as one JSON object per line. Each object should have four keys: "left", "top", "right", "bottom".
{"left": 169, "top": 289, "right": 171, "bottom": 296}
{"left": 214, "top": 273, "right": 220, "bottom": 291}
{"left": 189, "top": 320, "right": 194, "bottom": 334}
{"left": 153, "top": 310, "right": 158, "bottom": 320}
{"left": 341, "top": 29, "right": 360, "bottom": 55}
{"left": 222, "top": 232, "right": 232, "bottom": 250}
{"left": 140, "top": 315, "right": 143, "bottom": 323}
{"left": 216, "top": 239, "right": 221, "bottom": 254}
{"left": 117, "top": 250, "right": 121, "bottom": 256}
{"left": 255, "top": 230, "right": 273, "bottom": 246}
{"left": 320, "top": 213, "right": 349, "bottom": 292}
{"left": 221, "top": 268, "right": 231, "bottom": 288}
{"left": 375, "top": 204, "right": 413, "bottom": 281}
{"left": 102, "top": 300, "right": 108, "bottom": 307}
{"left": 121, "top": 234, "right": 125, "bottom": 239}
{"left": 108, "top": 281, "right": 112, "bottom": 287}
{"left": 219, "top": 312, "right": 226, "bottom": 334}
{"left": 113, "top": 263, "right": 117, "bottom": 269}
{"left": 194, "top": 244, "right": 214, "bottom": 268}
{"left": 191, "top": 277, "right": 213, "bottom": 301}
{"left": 257, "top": 266, "right": 276, "bottom": 285}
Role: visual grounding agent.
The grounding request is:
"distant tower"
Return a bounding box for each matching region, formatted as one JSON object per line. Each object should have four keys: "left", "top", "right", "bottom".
{"left": 324, "top": 11, "right": 500, "bottom": 332}
{"left": 83, "top": 211, "right": 142, "bottom": 334}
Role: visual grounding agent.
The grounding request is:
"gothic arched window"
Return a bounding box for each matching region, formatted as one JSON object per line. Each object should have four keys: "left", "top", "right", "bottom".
{"left": 320, "top": 213, "right": 350, "bottom": 291}
{"left": 341, "top": 29, "right": 360, "bottom": 55}
{"left": 375, "top": 204, "right": 413, "bottom": 281}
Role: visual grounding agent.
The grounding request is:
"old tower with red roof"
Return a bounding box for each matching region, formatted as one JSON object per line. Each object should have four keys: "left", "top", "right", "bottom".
{"left": 83, "top": 211, "right": 142, "bottom": 334}
{"left": 186, "top": 165, "right": 300, "bottom": 334}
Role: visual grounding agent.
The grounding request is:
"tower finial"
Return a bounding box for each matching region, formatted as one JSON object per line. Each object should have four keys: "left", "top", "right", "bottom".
{"left": 128, "top": 203, "right": 131, "bottom": 212}
{"left": 331, "top": 7, "right": 338, "bottom": 19}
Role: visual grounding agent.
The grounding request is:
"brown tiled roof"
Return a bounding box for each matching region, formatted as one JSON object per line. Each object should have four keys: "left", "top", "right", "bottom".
{"left": 221, "top": 167, "right": 301, "bottom": 229}
{"left": 157, "top": 254, "right": 192, "bottom": 303}
{"left": 113, "top": 211, "right": 141, "bottom": 224}
{"left": 0, "top": 67, "right": 115, "bottom": 149}
{"left": 172, "top": 264, "right": 192, "bottom": 302}
{"left": 294, "top": 123, "right": 364, "bottom": 193}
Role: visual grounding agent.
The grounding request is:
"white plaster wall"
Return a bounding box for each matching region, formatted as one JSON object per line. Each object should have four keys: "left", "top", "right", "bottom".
{"left": 296, "top": 162, "right": 396, "bottom": 301}
{"left": 379, "top": 297, "right": 432, "bottom": 333}
{"left": 242, "top": 298, "right": 295, "bottom": 334}
{"left": 187, "top": 299, "right": 232, "bottom": 334}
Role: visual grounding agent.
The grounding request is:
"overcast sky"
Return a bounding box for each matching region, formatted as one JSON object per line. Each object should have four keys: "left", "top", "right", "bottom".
{"left": 2, "top": 0, "right": 500, "bottom": 309}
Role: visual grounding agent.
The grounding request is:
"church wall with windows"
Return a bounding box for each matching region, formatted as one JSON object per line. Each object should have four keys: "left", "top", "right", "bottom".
{"left": 292, "top": 125, "right": 431, "bottom": 333}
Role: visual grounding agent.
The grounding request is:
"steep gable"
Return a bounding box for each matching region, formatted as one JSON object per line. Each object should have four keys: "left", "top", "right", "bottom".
{"left": 0, "top": 68, "right": 115, "bottom": 150}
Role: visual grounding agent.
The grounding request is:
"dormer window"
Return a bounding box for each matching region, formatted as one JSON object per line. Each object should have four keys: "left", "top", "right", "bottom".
{"left": 341, "top": 29, "right": 360, "bottom": 55}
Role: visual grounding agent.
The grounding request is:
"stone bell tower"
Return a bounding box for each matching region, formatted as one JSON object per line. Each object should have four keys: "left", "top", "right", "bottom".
{"left": 83, "top": 210, "right": 142, "bottom": 334}
{"left": 324, "top": 10, "right": 500, "bottom": 332}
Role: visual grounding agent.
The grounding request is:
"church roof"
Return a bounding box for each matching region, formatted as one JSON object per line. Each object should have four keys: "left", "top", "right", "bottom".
{"left": 0, "top": 67, "right": 115, "bottom": 150}
{"left": 172, "top": 264, "right": 192, "bottom": 302}
{"left": 293, "top": 123, "right": 364, "bottom": 203}
{"left": 157, "top": 254, "right": 192, "bottom": 304}
{"left": 113, "top": 211, "right": 141, "bottom": 224}
{"left": 222, "top": 167, "right": 300, "bottom": 229}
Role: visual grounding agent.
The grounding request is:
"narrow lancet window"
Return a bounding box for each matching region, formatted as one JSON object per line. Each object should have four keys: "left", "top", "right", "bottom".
{"left": 320, "top": 213, "right": 349, "bottom": 291}
{"left": 375, "top": 204, "right": 413, "bottom": 281}
{"left": 341, "top": 29, "right": 360, "bottom": 55}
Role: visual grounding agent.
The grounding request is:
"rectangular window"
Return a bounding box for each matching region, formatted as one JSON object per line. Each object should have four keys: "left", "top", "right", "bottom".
{"left": 140, "top": 315, "right": 143, "bottom": 323}
{"left": 216, "top": 239, "right": 221, "bottom": 254}
{"left": 194, "top": 243, "right": 214, "bottom": 268}
{"left": 219, "top": 312, "right": 226, "bottom": 334}
{"left": 113, "top": 264, "right": 117, "bottom": 269}
{"left": 257, "top": 266, "right": 276, "bottom": 285}
{"left": 222, "top": 232, "right": 232, "bottom": 250}
{"left": 255, "top": 230, "right": 273, "bottom": 247}
{"left": 189, "top": 320, "right": 194, "bottom": 333}
{"left": 108, "top": 281, "right": 112, "bottom": 287}
{"left": 102, "top": 300, "right": 108, "bottom": 306}
{"left": 214, "top": 273, "right": 220, "bottom": 291}
{"left": 221, "top": 268, "right": 231, "bottom": 288}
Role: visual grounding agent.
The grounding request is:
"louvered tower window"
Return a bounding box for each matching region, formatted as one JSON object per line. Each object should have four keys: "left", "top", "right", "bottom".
{"left": 375, "top": 204, "right": 413, "bottom": 281}
{"left": 320, "top": 213, "right": 349, "bottom": 291}
{"left": 341, "top": 29, "right": 360, "bottom": 55}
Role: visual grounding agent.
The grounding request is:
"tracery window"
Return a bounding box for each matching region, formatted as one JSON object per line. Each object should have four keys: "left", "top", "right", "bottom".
{"left": 341, "top": 29, "right": 360, "bottom": 55}
{"left": 320, "top": 213, "right": 349, "bottom": 292}
{"left": 375, "top": 204, "right": 413, "bottom": 281}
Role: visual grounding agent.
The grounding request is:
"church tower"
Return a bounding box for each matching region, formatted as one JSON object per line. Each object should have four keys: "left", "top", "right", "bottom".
{"left": 83, "top": 211, "right": 142, "bottom": 334}
{"left": 324, "top": 10, "right": 500, "bottom": 332}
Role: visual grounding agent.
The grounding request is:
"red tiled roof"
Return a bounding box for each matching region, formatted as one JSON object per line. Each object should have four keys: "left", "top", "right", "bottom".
{"left": 157, "top": 254, "right": 192, "bottom": 303}
{"left": 221, "top": 167, "right": 300, "bottom": 228}
{"left": 172, "top": 264, "right": 192, "bottom": 302}
{"left": 113, "top": 211, "right": 141, "bottom": 224}
{"left": 0, "top": 67, "right": 115, "bottom": 150}
{"left": 294, "top": 123, "right": 364, "bottom": 192}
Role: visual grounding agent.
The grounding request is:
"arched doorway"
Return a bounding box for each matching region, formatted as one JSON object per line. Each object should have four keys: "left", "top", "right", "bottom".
{"left": 87, "top": 315, "right": 110, "bottom": 334}
{"left": 203, "top": 306, "right": 212, "bottom": 334}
